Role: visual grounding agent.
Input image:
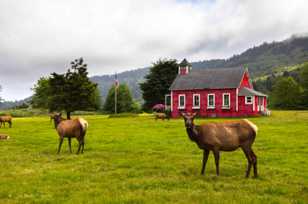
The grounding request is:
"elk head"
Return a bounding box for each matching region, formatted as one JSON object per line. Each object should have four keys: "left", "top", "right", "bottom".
{"left": 53, "top": 113, "right": 63, "bottom": 128}
{"left": 181, "top": 112, "right": 197, "bottom": 129}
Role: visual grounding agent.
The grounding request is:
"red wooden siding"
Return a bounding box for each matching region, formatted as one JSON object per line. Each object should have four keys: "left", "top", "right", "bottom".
{"left": 171, "top": 89, "right": 239, "bottom": 117}
{"left": 179, "top": 67, "right": 188, "bottom": 75}
{"left": 240, "top": 71, "right": 253, "bottom": 89}
{"left": 169, "top": 68, "right": 267, "bottom": 118}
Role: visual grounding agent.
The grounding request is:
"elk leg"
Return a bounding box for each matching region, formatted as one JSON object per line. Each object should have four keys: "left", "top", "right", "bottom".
{"left": 57, "top": 138, "right": 64, "bottom": 154}
{"left": 242, "top": 147, "right": 252, "bottom": 178}
{"left": 81, "top": 140, "right": 85, "bottom": 153}
{"left": 9, "top": 122, "right": 11, "bottom": 128}
{"left": 68, "top": 137, "right": 72, "bottom": 153}
{"left": 77, "top": 140, "right": 82, "bottom": 154}
{"left": 201, "top": 149, "right": 210, "bottom": 175}
{"left": 213, "top": 150, "right": 220, "bottom": 176}
{"left": 250, "top": 150, "right": 258, "bottom": 178}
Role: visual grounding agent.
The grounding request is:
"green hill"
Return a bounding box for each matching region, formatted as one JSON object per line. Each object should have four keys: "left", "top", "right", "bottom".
{"left": 91, "top": 35, "right": 308, "bottom": 101}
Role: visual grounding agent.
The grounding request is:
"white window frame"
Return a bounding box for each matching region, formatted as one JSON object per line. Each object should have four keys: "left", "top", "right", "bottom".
{"left": 165, "top": 94, "right": 171, "bottom": 108}
{"left": 207, "top": 94, "right": 215, "bottom": 109}
{"left": 222, "top": 93, "right": 231, "bottom": 109}
{"left": 245, "top": 96, "right": 253, "bottom": 104}
{"left": 192, "top": 94, "right": 200, "bottom": 109}
{"left": 178, "top": 94, "right": 185, "bottom": 109}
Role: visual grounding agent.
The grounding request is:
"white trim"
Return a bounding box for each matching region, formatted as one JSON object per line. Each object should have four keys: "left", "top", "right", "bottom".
{"left": 192, "top": 94, "right": 200, "bottom": 109}
{"left": 252, "top": 96, "right": 255, "bottom": 111}
{"left": 260, "top": 97, "right": 265, "bottom": 111}
{"left": 178, "top": 94, "right": 185, "bottom": 109}
{"left": 178, "top": 66, "right": 189, "bottom": 75}
{"left": 257, "top": 96, "right": 264, "bottom": 112}
{"left": 236, "top": 88, "right": 238, "bottom": 112}
{"left": 170, "top": 92, "right": 173, "bottom": 111}
{"left": 207, "top": 94, "right": 215, "bottom": 109}
{"left": 245, "top": 96, "right": 253, "bottom": 104}
{"left": 165, "top": 94, "right": 171, "bottom": 108}
{"left": 222, "top": 93, "right": 231, "bottom": 109}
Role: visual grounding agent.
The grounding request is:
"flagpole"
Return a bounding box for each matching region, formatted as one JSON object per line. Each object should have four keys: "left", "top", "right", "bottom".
{"left": 114, "top": 72, "right": 117, "bottom": 114}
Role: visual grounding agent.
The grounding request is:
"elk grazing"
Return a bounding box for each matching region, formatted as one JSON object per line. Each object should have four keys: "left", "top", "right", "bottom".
{"left": 0, "top": 115, "right": 12, "bottom": 128}
{"left": 181, "top": 112, "right": 258, "bottom": 178}
{"left": 154, "top": 112, "right": 169, "bottom": 121}
{"left": 0, "top": 134, "right": 10, "bottom": 140}
{"left": 53, "top": 113, "right": 88, "bottom": 154}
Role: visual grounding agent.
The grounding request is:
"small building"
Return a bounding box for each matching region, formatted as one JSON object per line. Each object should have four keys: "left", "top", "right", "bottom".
{"left": 166, "top": 59, "right": 267, "bottom": 118}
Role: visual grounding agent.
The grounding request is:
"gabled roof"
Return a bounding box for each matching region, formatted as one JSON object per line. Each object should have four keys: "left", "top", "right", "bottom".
{"left": 170, "top": 67, "right": 245, "bottom": 90}
{"left": 179, "top": 58, "right": 191, "bottom": 67}
{"left": 239, "top": 87, "right": 267, "bottom": 97}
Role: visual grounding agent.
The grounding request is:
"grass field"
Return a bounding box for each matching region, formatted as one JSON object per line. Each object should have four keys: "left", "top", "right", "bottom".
{"left": 0, "top": 111, "right": 307, "bottom": 204}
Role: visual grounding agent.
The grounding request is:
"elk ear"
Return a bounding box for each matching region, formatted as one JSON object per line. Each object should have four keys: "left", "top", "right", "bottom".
{"left": 180, "top": 112, "right": 186, "bottom": 117}
{"left": 192, "top": 112, "right": 197, "bottom": 117}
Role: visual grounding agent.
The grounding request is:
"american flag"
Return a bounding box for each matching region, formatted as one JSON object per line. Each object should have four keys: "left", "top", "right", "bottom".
{"left": 114, "top": 72, "right": 119, "bottom": 89}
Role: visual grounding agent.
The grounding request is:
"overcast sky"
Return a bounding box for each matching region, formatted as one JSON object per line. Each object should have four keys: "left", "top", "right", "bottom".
{"left": 1, "top": 0, "right": 308, "bottom": 100}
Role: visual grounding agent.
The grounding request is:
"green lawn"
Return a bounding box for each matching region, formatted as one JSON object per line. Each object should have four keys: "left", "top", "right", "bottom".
{"left": 0, "top": 111, "right": 307, "bottom": 204}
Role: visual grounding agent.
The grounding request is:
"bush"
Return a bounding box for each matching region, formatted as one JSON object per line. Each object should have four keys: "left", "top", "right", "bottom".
{"left": 0, "top": 109, "right": 48, "bottom": 117}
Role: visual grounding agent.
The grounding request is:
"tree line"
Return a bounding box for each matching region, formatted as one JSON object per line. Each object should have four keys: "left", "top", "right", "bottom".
{"left": 254, "top": 63, "right": 308, "bottom": 109}
{"left": 31, "top": 58, "right": 141, "bottom": 117}
{"left": 6, "top": 57, "right": 308, "bottom": 115}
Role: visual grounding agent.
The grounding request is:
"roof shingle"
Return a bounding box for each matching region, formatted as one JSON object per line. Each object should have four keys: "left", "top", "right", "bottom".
{"left": 170, "top": 67, "right": 245, "bottom": 90}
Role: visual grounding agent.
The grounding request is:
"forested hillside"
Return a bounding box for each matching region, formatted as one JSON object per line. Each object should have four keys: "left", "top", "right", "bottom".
{"left": 193, "top": 35, "right": 308, "bottom": 76}
{"left": 91, "top": 35, "right": 308, "bottom": 101}
{"left": 2, "top": 35, "right": 308, "bottom": 108}
{"left": 90, "top": 68, "right": 149, "bottom": 102}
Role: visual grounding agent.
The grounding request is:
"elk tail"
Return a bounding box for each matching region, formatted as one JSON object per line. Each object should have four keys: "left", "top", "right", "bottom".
{"left": 78, "top": 118, "right": 88, "bottom": 136}
{"left": 243, "top": 119, "right": 258, "bottom": 135}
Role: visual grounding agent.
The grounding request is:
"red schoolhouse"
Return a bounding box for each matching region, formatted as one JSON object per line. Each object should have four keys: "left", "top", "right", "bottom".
{"left": 167, "top": 59, "right": 267, "bottom": 118}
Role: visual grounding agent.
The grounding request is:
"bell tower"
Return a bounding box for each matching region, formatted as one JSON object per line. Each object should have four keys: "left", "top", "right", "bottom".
{"left": 178, "top": 58, "right": 191, "bottom": 75}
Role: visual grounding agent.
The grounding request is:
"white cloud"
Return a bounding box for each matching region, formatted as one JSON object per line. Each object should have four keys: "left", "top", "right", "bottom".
{"left": 0, "top": 0, "right": 308, "bottom": 100}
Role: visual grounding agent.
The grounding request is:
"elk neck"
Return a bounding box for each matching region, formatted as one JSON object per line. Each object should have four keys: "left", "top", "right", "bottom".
{"left": 54, "top": 119, "right": 61, "bottom": 129}
{"left": 186, "top": 124, "right": 199, "bottom": 142}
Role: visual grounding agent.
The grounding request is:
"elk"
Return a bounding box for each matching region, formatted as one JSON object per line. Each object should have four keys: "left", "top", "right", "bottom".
{"left": 0, "top": 115, "right": 12, "bottom": 128}
{"left": 0, "top": 134, "right": 10, "bottom": 140}
{"left": 154, "top": 112, "right": 169, "bottom": 121}
{"left": 53, "top": 113, "right": 88, "bottom": 154}
{"left": 181, "top": 112, "right": 258, "bottom": 178}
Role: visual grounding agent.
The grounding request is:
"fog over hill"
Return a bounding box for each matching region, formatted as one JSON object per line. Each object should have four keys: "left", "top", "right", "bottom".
{"left": 1, "top": 35, "right": 308, "bottom": 108}
{"left": 90, "top": 35, "right": 308, "bottom": 101}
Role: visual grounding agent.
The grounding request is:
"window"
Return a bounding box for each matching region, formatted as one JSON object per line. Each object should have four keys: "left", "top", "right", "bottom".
{"left": 245, "top": 96, "right": 253, "bottom": 104}
{"left": 193, "top": 94, "right": 200, "bottom": 109}
{"left": 165, "top": 94, "right": 171, "bottom": 107}
{"left": 222, "top": 93, "right": 230, "bottom": 109}
{"left": 207, "top": 94, "right": 215, "bottom": 109}
{"left": 178, "top": 94, "right": 185, "bottom": 109}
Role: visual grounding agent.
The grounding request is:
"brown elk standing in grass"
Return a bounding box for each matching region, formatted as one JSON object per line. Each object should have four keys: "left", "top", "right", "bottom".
{"left": 53, "top": 113, "right": 88, "bottom": 154}
{"left": 154, "top": 112, "right": 169, "bottom": 121}
{"left": 0, "top": 115, "right": 12, "bottom": 128}
{"left": 181, "top": 112, "right": 258, "bottom": 178}
{"left": 0, "top": 134, "right": 10, "bottom": 140}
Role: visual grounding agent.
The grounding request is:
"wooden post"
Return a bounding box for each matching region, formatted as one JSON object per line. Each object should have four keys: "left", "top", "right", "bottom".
{"left": 115, "top": 85, "right": 117, "bottom": 114}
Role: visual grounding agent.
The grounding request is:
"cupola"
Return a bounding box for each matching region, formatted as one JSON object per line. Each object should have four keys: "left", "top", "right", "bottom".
{"left": 178, "top": 58, "right": 191, "bottom": 75}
